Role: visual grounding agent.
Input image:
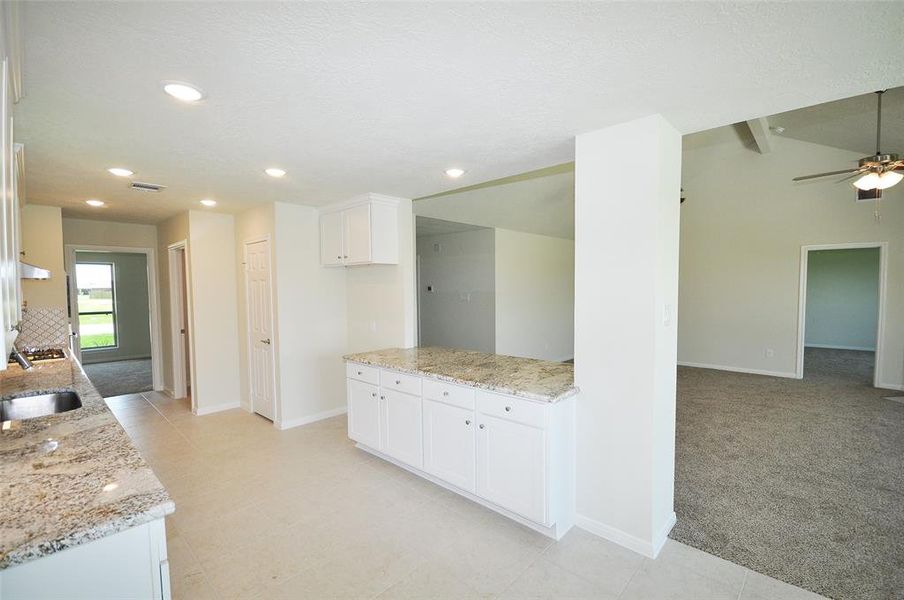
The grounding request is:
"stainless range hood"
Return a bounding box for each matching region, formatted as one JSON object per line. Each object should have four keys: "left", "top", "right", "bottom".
{"left": 19, "top": 261, "right": 51, "bottom": 280}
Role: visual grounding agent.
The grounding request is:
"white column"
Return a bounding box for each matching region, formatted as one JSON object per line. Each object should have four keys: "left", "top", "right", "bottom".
{"left": 573, "top": 114, "right": 681, "bottom": 558}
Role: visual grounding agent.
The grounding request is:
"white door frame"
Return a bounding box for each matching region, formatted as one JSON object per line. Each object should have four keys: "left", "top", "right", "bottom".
{"left": 796, "top": 242, "right": 888, "bottom": 387}
{"left": 167, "top": 241, "right": 196, "bottom": 409}
{"left": 64, "top": 244, "right": 164, "bottom": 391}
{"left": 242, "top": 235, "right": 280, "bottom": 426}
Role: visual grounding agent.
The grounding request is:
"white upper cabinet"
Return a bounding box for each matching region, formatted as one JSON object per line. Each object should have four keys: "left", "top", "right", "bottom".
{"left": 319, "top": 193, "right": 400, "bottom": 267}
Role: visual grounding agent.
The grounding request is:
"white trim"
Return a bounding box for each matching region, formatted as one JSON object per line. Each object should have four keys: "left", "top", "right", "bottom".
{"left": 357, "top": 442, "right": 571, "bottom": 541}
{"left": 194, "top": 401, "right": 241, "bottom": 416}
{"left": 575, "top": 510, "right": 675, "bottom": 559}
{"left": 879, "top": 383, "right": 904, "bottom": 392}
{"left": 804, "top": 343, "right": 876, "bottom": 352}
{"left": 242, "top": 235, "right": 280, "bottom": 426}
{"left": 64, "top": 244, "right": 164, "bottom": 392}
{"left": 796, "top": 242, "right": 887, "bottom": 387}
{"left": 317, "top": 192, "right": 404, "bottom": 215}
{"left": 677, "top": 361, "right": 797, "bottom": 379}
{"left": 278, "top": 406, "right": 348, "bottom": 430}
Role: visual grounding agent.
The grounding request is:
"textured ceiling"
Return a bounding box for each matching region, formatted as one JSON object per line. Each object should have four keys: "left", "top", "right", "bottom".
{"left": 15, "top": 2, "right": 904, "bottom": 223}
{"left": 416, "top": 217, "right": 487, "bottom": 238}
{"left": 415, "top": 170, "right": 574, "bottom": 240}
{"left": 770, "top": 87, "right": 904, "bottom": 156}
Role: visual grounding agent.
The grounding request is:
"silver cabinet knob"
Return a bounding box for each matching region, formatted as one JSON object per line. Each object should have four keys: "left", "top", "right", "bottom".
{"left": 479, "top": 424, "right": 485, "bottom": 429}
{"left": 337, "top": 255, "right": 342, "bottom": 259}
{"left": 395, "top": 380, "right": 401, "bottom": 385}
{"left": 465, "top": 420, "right": 471, "bottom": 425}
{"left": 442, "top": 391, "right": 449, "bottom": 397}
{"left": 343, "top": 255, "right": 348, "bottom": 259}
{"left": 261, "top": 338, "right": 271, "bottom": 345}
{"left": 371, "top": 392, "right": 376, "bottom": 398}
{"left": 357, "top": 370, "right": 362, "bottom": 375}
{"left": 504, "top": 406, "right": 511, "bottom": 412}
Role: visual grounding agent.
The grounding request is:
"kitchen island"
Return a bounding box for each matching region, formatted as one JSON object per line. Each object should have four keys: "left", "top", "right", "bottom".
{"left": 344, "top": 346, "right": 578, "bottom": 539}
{"left": 0, "top": 352, "right": 173, "bottom": 599}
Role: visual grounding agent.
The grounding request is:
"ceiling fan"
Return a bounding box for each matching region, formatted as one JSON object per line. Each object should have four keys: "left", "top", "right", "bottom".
{"left": 792, "top": 90, "right": 903, "bottom": 191}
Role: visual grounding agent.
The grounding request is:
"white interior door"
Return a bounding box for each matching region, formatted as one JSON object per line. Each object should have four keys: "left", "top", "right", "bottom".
{"left": 245, "top": 239, "right": 275, "bottom": 421}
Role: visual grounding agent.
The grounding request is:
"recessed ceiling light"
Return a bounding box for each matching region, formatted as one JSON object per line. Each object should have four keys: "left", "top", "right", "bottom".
{"left": 265, "top": 167, "right": 286, "bottom": 178}
{"left": 107, "top": 167, "right": 133, "bottom": 177}
{"left": 86, "top": 199, "right": 105, "bottom": 207}
{"left": 162, "top": 81, "right": 205, "bottom": 103}
{"left": 200, "top": 199, "right": 217, "bottom": 207}
{"left": 444, "top": 168, "right": 465, "bottom": 178}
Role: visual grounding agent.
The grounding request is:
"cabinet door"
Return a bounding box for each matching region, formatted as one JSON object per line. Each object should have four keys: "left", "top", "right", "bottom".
{"left": 476, "top": 414, "right": 547, "bottom": 524}
{"left": 423, "top": 399, "right": 476, "bottom": 492}
{"left": 347, "top": 378, "right": 381, "bottom": 449}
{"left": 381, "top": 388, "right": 422, "bottom": 469}
{"left": 342, "top": 203, "right": 372, "bottom": 265}
{"left": 320, "top": 211, "right": 344, "bottom": 266}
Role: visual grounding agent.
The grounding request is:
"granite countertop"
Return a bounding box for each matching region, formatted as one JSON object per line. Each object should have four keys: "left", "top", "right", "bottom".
{"left": 343, "top": 347, "right": 578, "bottom": 403}
{"left": 0, "top": 353, "right": 174, "bottom": 570}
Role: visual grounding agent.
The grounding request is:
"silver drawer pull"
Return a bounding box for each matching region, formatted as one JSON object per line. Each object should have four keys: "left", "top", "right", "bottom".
{"left": 479, "top": 424, "right": 485, "bottom": 429}
{"left": 504, "top": 406, "right": 512, "bottom": 412}
{"left": 395, "top": 379, "right": 401, "bottom": 385}
{"left": 442, "top": 391, "right": 449, "bottom": 396}
{"left": 465, "top": 419, "right": 471, "bottom": 425}
{"left": 357, "top": 370, "right": 363, "bottom": 375}
{"left": 371, "top": 392, "right": 376, "bottom": 398}
{"left": 380, "top": 395, "right": 385, "bottom": 400}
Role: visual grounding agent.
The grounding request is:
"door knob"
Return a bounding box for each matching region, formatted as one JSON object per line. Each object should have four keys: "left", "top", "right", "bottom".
{"left": 261, "top": 338, "right": 271, "bottom": 345}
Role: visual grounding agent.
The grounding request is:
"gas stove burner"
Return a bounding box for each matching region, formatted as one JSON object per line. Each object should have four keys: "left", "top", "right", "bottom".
{"left": 9, "top": 348, "right": 67, "bottom": 363}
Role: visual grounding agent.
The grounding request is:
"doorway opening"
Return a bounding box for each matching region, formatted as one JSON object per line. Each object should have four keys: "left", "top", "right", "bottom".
{"left": 796, "top": 243, "right": 887, "bottom": 387}
{"left": 167, "top": 242, "right": 193, "bottom": 409}
{"left": 65, "top": 245, "right": 163, "bottom": 398}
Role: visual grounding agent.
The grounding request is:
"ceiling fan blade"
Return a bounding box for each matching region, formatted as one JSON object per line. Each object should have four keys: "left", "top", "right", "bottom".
{"left": 836, "top": 169, "right": 868, "bottom": 184}
{"left": 792, "top": 168, "right": 861, "bottom": 181}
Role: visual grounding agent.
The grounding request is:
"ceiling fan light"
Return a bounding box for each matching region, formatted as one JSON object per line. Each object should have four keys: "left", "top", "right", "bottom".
{"left": 853, "top": 172, "right": 880, "bottom": 191}
{"left": 876, "top": 171, "right": 903, "bottom": 190}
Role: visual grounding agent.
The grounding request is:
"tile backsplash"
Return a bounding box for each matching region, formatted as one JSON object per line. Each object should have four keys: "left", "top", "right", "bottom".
{"left": 17, "top": 307, "right": 69, "bottom": 350}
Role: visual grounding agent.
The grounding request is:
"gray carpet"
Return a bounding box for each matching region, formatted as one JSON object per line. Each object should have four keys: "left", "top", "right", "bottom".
{"left": 672, "top": 348, "right": 904, "bottom": 600}
{"left": 82, "top": 358, "right": 153, "bottom": 398}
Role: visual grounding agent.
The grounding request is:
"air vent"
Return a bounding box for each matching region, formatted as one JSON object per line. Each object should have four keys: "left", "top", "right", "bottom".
{"left": 130, "top": 181, "right": 166, "bottom": 192}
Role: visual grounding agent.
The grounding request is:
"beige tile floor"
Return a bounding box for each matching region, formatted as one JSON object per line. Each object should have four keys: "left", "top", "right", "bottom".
{"left": 106, "top": 391, "right": 826, "bottom": 600}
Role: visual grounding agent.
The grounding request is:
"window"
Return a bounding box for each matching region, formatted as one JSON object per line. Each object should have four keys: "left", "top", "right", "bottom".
{"left": 76, "top": 263, "right": 117, "bottom": 350}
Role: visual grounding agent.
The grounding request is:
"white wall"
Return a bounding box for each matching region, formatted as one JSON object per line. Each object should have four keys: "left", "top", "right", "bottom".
{"left": 494, "top": 228, "right": 574, "bottom": 361}
{"left": 346, "top": 197, "right": 416, "bottom": 353}
{"left": 805, "top": 248, "right": 880, "bottom": 351}
{"left": 574, "top": 114, "right": 681, "bottom": 558}
{"left": 186, "top": 211, "right": 242, "bottom": 413}
{"left": 63, "top": 217, "right": 158, "bottom": 250}
{"left": 273, "top": 202, "right": 348, "bottom": 426}
{"left": 156, "top": 213, "right": 189, "bottom": 394}
{"left": 417, "top": 228, "right": 495, "bottom": 353}
{"left": 679, "top": 133, "right": 904, "bottom": 388}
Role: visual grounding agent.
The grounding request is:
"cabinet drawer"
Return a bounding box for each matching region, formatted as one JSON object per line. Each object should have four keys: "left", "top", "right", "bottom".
{"left": 347, "top": 362, "right": 379, "bottom": 385}
{"left": 422, "top": 378, "right": 475, "bottom": 410}
{"left": 477, "top": 391, "right": 547, "bottom": 429}
{"left": 380, "top": 369, "right": 422, "bottom": 396}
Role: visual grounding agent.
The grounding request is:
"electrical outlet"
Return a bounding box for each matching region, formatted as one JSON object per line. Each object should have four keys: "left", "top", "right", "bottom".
{"left": 765, "top": 348, "right": 774, "bottom": 358}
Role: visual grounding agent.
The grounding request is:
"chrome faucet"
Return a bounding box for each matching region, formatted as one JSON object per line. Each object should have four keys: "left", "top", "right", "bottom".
{"left": 9, "top": 347, "right": 33, "bottom": 370}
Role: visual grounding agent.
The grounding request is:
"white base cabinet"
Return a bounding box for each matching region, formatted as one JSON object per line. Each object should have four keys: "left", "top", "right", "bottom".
{"left": 346, "top": 361, "right": 576, "bottom": 539}
{"left": 0, "top": 518, "right": 171, "bottom": 600}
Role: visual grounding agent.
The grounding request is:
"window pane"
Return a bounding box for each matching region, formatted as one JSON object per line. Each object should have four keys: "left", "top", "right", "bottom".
{"left": 76, "top": 262, "right": 117, "bottom": 349}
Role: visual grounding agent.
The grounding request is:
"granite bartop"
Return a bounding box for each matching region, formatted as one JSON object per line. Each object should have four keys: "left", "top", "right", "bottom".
{"left": 0, "top": 353, "right": 174, "bottom": 570}
{"left": 343, "top": 347, "right": 578, "bottom": 403}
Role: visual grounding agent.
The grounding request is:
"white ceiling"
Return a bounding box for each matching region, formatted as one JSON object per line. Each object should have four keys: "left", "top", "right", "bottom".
{"left": 770, "top": 87, "right": 904, "bottom": 156}
{"left": 415, "top": 217, "right": 487, "bottom": 238}
{"left": 415, "top": 170, "right": 574, "bottom": 240}
{"left": 16, "top": 2, "right": 904, "bottom": 223}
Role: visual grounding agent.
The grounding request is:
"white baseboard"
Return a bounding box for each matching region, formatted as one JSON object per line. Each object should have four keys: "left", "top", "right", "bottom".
{"left": 194, "top": 401, "right": 241, "bottom": 416}
{"left": 677, "top": 361, "right": 798, "bottom": 380}
{"left": 805, "top": 344, "right": 875, "bottom": 352}
{"left": 162, "top": 388, "right": 175, "bottom": 399}
{"left": 878, "top": 382, "right": 904, "bottom": 391}
{"left": 278, "top": 406, "right": 347, "bottom": 430}
{"left": 575, "top": 510, "right": 675, "bottom": 559}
